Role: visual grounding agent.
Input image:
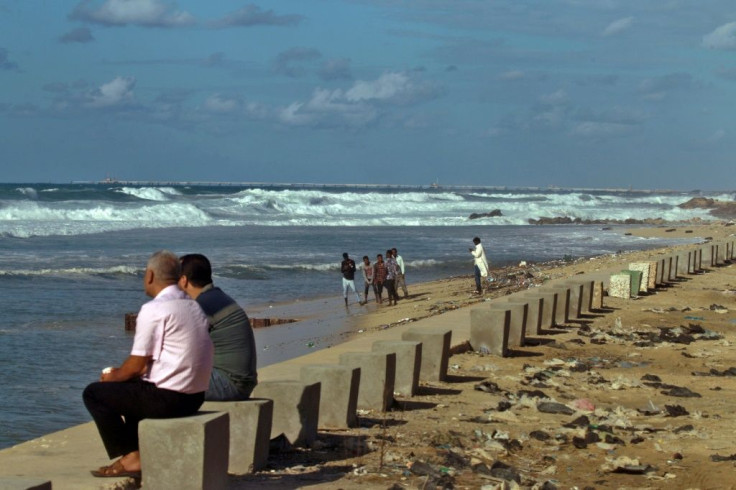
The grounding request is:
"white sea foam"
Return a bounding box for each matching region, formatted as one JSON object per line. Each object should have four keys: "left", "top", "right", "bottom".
{"left": 15, "top": 187, "right": 38, "bottom": 200}
{"left": 115, "top": 186, "right": 182, "bottom": 201}
{"left": 0, "top": 265, "right": 141, "bottom": 277}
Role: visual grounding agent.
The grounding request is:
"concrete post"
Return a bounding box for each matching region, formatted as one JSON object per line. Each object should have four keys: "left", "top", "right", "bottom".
{"left": 300, "top": 365, "right": 359, "bottom": 429}
{"left": 251, "top": 381, "right": 321, "bottom": 447}
{"left": 470, "top": 308, "right": 510, "bottom": 357}
{"left": 489, "top": 302, "right": 528, "bottom": 347}
{"left": 139, "top": 411, "right": 230, "bottom": 490}
{"left": 401, "top": 328, "right": 452, "bottom": 382}
{"left": 339, "top": 352, "right": 396, "bottom": 412}
{"left": 371, "top": 340, "right": 421, "bottom": 396}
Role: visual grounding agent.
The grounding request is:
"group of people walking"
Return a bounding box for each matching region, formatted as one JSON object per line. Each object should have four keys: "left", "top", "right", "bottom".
{"left": 341, "top": 248, "right": 408, "bottom": 306}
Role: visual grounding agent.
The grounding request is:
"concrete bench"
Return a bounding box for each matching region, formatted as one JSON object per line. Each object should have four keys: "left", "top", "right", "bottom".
{"left": 139, "top": 411, "right": 229, "bottom": 490}
{"left": 609, "top": 273, "right": 632, "bottom": 299}
{"left": 470, "top": 308, "right": 510, "bottom": 357}
{"left": 401, "top": 328, "right": 451, "bottom": 382}
{"left": 0, "top": 478, "right": 51, "bottom": 490}
{"left": 489, "top": 301, "right": 528, "bottom": 347}
{"left": 371, "top": 340, "right": 421, "bottom": 396}
{"left": 339, "top": 352, "right": 395, "bottom": 412}
{"left": 201, "top": 399, "right": 273, "bottom": 474}
{"left": 541, "top": 285, "right": 570, "bottom": 325}
{"left": 251, "top": 381, "right": 320, "bottom": 447}
{"left": 300, "top": 365, "right": 359, "bottom": 429}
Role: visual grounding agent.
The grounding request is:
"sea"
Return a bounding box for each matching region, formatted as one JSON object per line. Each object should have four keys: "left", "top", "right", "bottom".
{"left": 0, "top": 182, "right": 723, "bottom": 449}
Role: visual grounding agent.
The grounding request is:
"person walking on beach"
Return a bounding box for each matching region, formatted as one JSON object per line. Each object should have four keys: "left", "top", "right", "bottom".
{"left": 469, "top": 236, "right": 489, "bottom": 294}
{"left": 373, "top": 253, "right": 387, "bottom": 304}
{"left": 82, "top": 250, "right": 213, "bottom": 478}
{"left": 179, "top": 253, "right": 258, "bottom": 401}
{"left": 384, "top": 249, "right": 400, "bottom": 306}
{"left": 392, "top": 247, "right": 409, "bottom": 298}
{"left": 361, "top": 255, "right": 377, "bottom": 303}
{"left": 341, "top": 252, "right": 363, "bottom": 306}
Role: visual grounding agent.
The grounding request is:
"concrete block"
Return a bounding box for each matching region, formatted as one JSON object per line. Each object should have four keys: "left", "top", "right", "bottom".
{"left": 676, "top": 252, "right": 690, "bottom": 276}
{"left": 0, "top": 478, "right": 51, "bottom": 490}
{"left": 716, "top": 243, "right": 727, "bottom": 265}
{"left": 592, "top": 281, "right": 604, "bottom": 310}
{"left": 401, "top": 328, "right": 451, "bottom": 382}
{"left": 523, "top": 291, "right": 556, "bottom": 329}
{"left": 619, "top": 270, "right": 642, "bottom": 297}
{"left": 655, "top": 258, "right": 667, "bottom": 285}
{"left": 470, "top": 308, "right": 510, "bottom": 357}
{"left": 251, "top": 381, "right": 320, "bottom": 447}
{"left": 339, "top": 352, "right": 395, "bottom": 412}
{"left": 139, "top": 411, "right": 229, "bottom": 490}
{"left": 300, "top": 365, "right": 359, "bottom": 429}
{"left": 201, "top": 399, "right": 273, "bottom": 474}
{"left": 509, "top": 293, "right": 544, "bottom": 335}
{"left": 628, "top": 262, "right": 651, "bottom": 292}
{"left": 669, "top": 255, "right": 679, "bottom": 280}
{"left": 647, "top": 261, "right": 658, "bottom": 289}
{"left": 371, "top": 340, "right": 421, "bottom": 396}
{"left": 489, "top": 301, "right": 528, "bottom": 347}
{"left": 544, "top": 286, "right": 570, "bottom": 325}
{"left": 703, "top": 244, "right": 715, "bottom": 267}
{"left": 694, "top": 247, "right": 703, "bottom": 271}
{"left": 561, "top": 282, "right": 584, "bottom": 318}
{"left": 609, "top": 273, "right": 631, "bottom": 299}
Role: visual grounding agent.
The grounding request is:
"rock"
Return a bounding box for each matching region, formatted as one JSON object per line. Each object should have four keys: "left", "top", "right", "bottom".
{"left": 469, "top": 209, "right": 503, "bottom": 220}
{"left": 537, "top": 402, "right": 575, "bottom": 415}
{"left": 661, "top": 386, "right": 702, "bottom": 398}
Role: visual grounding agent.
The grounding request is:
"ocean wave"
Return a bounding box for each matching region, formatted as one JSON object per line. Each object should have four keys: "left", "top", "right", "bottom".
{"left": 114, "top": 186, "right": 183, "bottom": 201}
{"left": 0, "top": 265, "right": 141, "bottom": 277}
{"left": 15, "top": 187, "right": 38, "bottom": 200}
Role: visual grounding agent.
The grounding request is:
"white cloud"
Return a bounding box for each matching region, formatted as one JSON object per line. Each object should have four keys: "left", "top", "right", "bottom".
{"left": 70, "top": 0, "right": 195, "bottom": 27}
{"left": 570, "top": 121, "right": 630, "bottom": 137}
{"left": 85, "top": 76, "right": 136, "bottom": 108}
{"left": 345, "top": 73, "right": 414, "bottom": 102}
{"left": 703, "top": 22, "right": 736, "bottom": 50}
{"left": 202, "top": 94, "right": 241, "bottom": 113}
{"left": 602, "top": 17, "right": 634, "bottom": 37}
{"left": 539, "top": 89, "right": 568, "bottom": 106}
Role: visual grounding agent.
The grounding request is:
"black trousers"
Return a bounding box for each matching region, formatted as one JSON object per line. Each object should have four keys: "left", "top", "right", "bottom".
{"left": 83, "top": 379, "right": 204, "bottom": 459}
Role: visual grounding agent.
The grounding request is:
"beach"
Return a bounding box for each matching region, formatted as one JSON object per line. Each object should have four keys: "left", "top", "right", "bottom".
{"left": 1, "top": 222, "right": 735, "bottom": 489}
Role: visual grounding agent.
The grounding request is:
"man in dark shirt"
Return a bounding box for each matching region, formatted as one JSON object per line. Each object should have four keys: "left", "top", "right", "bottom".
{"left": 341, "top": 252, "right": 363, "bottom": 306}
{"left": 179, "top": 254, "right": 258, "bottom": 401}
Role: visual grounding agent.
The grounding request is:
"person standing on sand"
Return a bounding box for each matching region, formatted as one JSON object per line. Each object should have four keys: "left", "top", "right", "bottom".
{"left": 469, "top": 236, "right": 489, "bottom": 294}
{"left": 82, "top": 250, "right": 213, "bottom": 478}
{"left": 392, "top": 247, "right": 409, "bottom": 298}
{"left": 179, "top": 253, "right": 258, "bottom": 401}
{"left": 361, "top": 255, "right": 377, "bottom": 303}
{"left": 384, "top": 249, "right": 400, "bottom": 306}
{"left": 373, "top": 253, "right": 387, "bottom": 304}
{"left": 341, "top": 252, "right": 363, "bottom": 306}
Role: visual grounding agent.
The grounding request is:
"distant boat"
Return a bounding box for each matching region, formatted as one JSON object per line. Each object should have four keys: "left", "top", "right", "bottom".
{"left": 100, "top": 175, "right": 119, "bottom": 184}
{"left": 430, "top": 179, "right": 440, "bottom": 189}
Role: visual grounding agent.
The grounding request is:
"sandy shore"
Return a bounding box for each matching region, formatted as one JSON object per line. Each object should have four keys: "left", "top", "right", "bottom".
{"left": 1, "top": 222, "right": 733, "bottom": 489}
{"left": 231, "top": 222, "right": 736, "bottom": 489}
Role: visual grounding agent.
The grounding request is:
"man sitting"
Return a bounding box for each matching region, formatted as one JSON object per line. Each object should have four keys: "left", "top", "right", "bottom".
{"left": 83, "top": 250, "right": 213, "bottom": 478}
{"left": 179, "top": 253, "right": 258, "bottom": 401}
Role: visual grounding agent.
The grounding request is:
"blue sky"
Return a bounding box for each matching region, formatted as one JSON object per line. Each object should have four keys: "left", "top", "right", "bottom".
{"left": 1, "top": 1, "right": 735, "bottom": 189}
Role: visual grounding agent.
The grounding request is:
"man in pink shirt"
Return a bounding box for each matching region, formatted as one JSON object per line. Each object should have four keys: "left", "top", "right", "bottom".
{"left": 83, "top": 250, "right": 213, "bottom": 478}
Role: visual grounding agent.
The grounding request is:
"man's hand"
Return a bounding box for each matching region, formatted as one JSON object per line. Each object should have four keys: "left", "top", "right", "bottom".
{"left": 98, "top": 355, "right": 150, "bottom": 383}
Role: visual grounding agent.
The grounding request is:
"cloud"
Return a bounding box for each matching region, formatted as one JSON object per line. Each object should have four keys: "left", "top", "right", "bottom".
{"left": 276, "top": 72, "right": 442, "bottom": 128}
{"left": 60, "top": 27, "right": 95, "bottom": 43}
{"left": 703, "top": 22, "right": 736, "bottom": 50}
{"left": 319, "top": 58, "right": 352, "bottom": 81}
{"left": 210, "top": 5, "right": 303, "bottom": 28}
{"left": 70, "top": 0, "right": 195, "bottom": 27}
{"left": 0, "top": 48, "right": 19, "bottom": 71}
{"left": 202, "top": 94, "right": 242, "bottom": 114}
{"left": 85, "top": 76, "right": 137, "bottom": 108}
{"left": 570, "top": 121, "right": 631, "bottom": 137}
{"left": 638, "top": 72, "right": 699, "bottom": 99}
{"left": 602, "top": 17, "right": 634, "bottom": 37}
{"left": 273, "top": 47, "right": 322, "bottom": 78}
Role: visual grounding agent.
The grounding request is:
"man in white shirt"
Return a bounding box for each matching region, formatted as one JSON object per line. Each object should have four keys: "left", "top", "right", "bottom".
{"left": 83, "top": 250, "right": 213, "bottom": 478}
{"left": 392, "top": 247, "right": 409, "bottom": 298}
{"left": 469, "top": 237, "right": 489, "bottom": 294}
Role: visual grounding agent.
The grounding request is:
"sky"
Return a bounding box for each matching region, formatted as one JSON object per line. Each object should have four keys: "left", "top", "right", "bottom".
{"left": 1, "top": 0, "right": 735, "bottom": 190}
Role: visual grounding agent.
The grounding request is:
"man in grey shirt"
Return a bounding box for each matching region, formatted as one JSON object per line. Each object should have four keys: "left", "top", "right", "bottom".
{"left": 179, "top": 253, "right": 258, "bottom": 400}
